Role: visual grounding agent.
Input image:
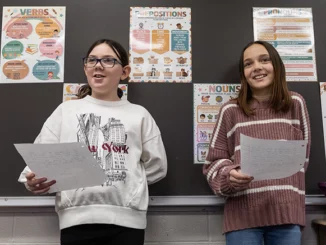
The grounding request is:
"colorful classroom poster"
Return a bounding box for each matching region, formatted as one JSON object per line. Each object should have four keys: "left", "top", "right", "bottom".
{"left": 194, "top": 84, "right": 240, "bottom": 164}
{"left": 63, "top": 84, "right": 128, "bottom": 102}
{"left": 320, "top": 83, "right": 326, "bottom": 160}
{"left": 253, "top": 8, "right": 317, "bottom": 81}
{"left": 129, "top": 7, "right": 191, "bottom": 83}
{"left": 1, "top": 6, "right": 66, "bottom": 83}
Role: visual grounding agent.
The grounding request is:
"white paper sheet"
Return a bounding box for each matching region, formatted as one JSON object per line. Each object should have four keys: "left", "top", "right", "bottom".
{"left": 15, "top": 142, "right": 106, "bottom": 193}
{"left": 240, "top": 134, "right": 307, "bottom": 181}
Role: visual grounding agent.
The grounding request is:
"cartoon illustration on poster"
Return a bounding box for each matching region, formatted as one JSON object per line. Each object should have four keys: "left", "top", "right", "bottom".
{"left": 130, "top": 7, "right": 191, "bottom": 83}
{"left": 1, "top": 7, "right": 66, "bottom": 83}
{"left": 194, "top": 84, "right": 240, "bottom": 163}
{"left": 253, "top": 8, "right": 317, "bottom": 81}
{"left": 63, "top": 83, "right": 128, "bottom": 102}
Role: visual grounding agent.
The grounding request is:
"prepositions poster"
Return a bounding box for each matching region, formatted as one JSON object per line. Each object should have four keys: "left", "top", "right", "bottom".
{"left": 130, "top": 7, "right": 191, "bottom": 83}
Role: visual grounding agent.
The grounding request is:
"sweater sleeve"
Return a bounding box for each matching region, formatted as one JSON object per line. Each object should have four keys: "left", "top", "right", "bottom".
{"left": 18, "top": 105, "right": 62, "bottom": 186}
{"left": 297, "top": 94, "right": 311, "bottom": 171}
{"left": 140, "top": 111, "right": 167, "bottom": 185}
{"left": 203, "top": 103, "right": 239, "bottom": 197}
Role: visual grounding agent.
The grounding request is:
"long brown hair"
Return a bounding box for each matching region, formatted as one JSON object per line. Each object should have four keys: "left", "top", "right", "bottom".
{"left": 77, "top": 39, "right": 128, "bottom": 99}
{"left": 237, "top": 40, "right": 292, "bottom": 116}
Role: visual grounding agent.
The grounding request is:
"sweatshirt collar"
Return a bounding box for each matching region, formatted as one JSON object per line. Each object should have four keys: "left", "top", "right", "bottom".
{"left": 83, "top": 95, "right": 130, "bottom": 107}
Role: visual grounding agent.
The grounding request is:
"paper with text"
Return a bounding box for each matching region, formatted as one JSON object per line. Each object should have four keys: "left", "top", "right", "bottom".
{"left": 15, "top": 142, "right": 106, "bottom": 193}
{"left": 240, "top": 134, "right": 307, "bottom": 181}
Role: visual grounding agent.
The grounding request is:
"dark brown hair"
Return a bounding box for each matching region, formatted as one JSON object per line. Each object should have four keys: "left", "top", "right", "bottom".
{"left": 237, "top": 40, "right": 292, "bottom": 116}
{"left": 77, "top": 39, "right": 129, "bottom": 99}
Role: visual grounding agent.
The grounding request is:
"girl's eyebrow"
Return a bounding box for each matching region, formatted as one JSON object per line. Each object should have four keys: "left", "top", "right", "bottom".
{"left": 88, "top": 55, "right": 115, "bottom": 58}
{"left": 102, "top": 55, "right": 115, "bottom": 58}
{"left": 243, "top": 58, "right": 252, "bottom": 62}
{"left": 244, "top": 54, "right": 270, "bottom": 62}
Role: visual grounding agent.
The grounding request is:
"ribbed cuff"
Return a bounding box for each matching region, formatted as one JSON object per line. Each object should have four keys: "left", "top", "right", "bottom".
{"left": 219, "top": 164, "right": 240, "bottom": 195}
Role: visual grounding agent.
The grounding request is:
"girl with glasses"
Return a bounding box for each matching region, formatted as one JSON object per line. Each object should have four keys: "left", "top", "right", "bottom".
{"left": 18, "top": 39, "right": 168, "bottom": 245}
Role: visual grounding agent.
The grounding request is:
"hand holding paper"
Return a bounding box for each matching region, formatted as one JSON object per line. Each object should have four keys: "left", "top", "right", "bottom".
{"left": 25, "top": 172, "right": 56, "bottom": 195}
{"left": 15, "top": 142, "right": 107, "bottom": 193}
{"left": 229, "top": 168, "right": 254, "bottom": 190}
{"left": 240, "top": 134, "right": 307, "bottom": 181}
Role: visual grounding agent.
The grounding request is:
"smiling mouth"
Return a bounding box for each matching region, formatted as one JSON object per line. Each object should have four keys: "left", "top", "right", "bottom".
{"left": 93, "top": 74, "right": 105, "bottom": 78}
{"left": 253, "top": 74, "right": 267, "bottom": 80}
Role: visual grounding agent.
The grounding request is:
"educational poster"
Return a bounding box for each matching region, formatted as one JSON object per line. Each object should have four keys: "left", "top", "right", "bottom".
{"left": 129, "top": 7, "right": 191, "bottom": 83}
{"left": 194, "top": 84, "right": 240, "bottom": 164}
{"left": 1, "top": 6, "right": 66, "bottom": 83}
{"left": 63, "top": 83, "right": 128, "bottom": 102}
{"left": 253, "top": 8, "right": 317, "bottom": 81}
{"left": 320, "top": 82, "right": 326, "bottom": 160}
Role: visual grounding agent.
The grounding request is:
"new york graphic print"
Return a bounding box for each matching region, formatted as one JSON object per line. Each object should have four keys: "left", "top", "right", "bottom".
{"left": 76, "top": 113, "right": 129, "bottom": 186}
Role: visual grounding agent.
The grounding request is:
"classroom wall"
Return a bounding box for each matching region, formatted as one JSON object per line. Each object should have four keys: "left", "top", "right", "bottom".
{"left": 1, "top": 0, "right": 326, "bottom": 198}
{"left": 1, "top": 0, "right": 326, "bottom": 244}
{"left": 0, "top": 206, "right": 324, "bottom": 245}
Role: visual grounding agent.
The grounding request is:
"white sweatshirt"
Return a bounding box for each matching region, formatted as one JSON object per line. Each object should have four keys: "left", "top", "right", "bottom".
{"left": 18, "top": 95, "right": 167, "bottom": 230}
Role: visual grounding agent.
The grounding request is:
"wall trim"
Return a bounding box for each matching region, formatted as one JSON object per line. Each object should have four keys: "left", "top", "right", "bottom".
{"left": 0, "top": 195, "right": 325, "bottom": 207}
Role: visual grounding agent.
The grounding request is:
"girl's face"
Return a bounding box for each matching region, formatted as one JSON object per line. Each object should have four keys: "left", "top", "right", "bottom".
{"left": 243, "top": 44, "right": 274, "bottom": 96}
{"left": 84, "top": 43, "right": 130, "bottom": 100}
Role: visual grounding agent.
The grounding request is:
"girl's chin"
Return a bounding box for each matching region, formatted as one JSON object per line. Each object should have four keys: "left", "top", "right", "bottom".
{"left": 90, "top": 85, "right": 116, "bottom": 93}
{"left": 89, "top": 82, "right": 108, "bottom": 89}
{"left": 90, "top": 80, "right": 105, "bottom": 85}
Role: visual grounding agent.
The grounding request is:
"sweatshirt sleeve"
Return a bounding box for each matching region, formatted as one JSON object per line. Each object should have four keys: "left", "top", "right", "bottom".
{"left": 140, "top": 111, "right": 167, "bottom": 185}
{"left": 203, "top": 103, "right": 239, "bottom": 197}
{"left": 18, "top": 105, "right": 62, "bottom": 185}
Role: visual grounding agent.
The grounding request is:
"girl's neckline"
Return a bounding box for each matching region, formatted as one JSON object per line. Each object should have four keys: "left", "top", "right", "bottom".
{"left": 252, "top": 94, "right": 271, "bottom": 102}
{"left": 83, "top": 95, "right": 129, "bottom": 107}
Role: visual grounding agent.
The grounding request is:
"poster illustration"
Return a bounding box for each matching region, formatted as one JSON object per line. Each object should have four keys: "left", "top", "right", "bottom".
{"left": 1, "top": 6, "right": 66, "bottom": 83}
{"left": 194, "top": 84, "right": 240, "bottom": 163}
{"left": 130, "top": 7, "right": 191, "bottom": 83}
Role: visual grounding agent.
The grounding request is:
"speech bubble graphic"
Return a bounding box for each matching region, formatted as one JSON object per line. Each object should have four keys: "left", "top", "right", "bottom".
{"left": 2, "top": 60, "right": 29, "bottom": 80}
{"left": 2, "top": 40, "right": 24, "bottom": 59}
{"left": 32, "top": 60, "right": 60, "bottom": 80}
{"left": 35, "top": 18, "right": 60, "bottom": 38}
{"left": 39, "top": 39, "right": 63, "bottom": 59}
{"left": 6, "top": 19, "right": 33, "bottom": 39}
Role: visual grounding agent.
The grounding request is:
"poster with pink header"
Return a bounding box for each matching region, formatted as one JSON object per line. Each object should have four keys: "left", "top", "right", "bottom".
{"left": 129, "top": 7, "right": 191, "bottom": 83}
{"left": 1, "top": 6, "right": 66, "bottom": 83}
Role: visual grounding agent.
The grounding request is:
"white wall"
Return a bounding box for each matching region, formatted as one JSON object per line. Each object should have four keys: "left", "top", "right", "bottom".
{"left": 0, "top": 206, "right": 324, "bottom": 245}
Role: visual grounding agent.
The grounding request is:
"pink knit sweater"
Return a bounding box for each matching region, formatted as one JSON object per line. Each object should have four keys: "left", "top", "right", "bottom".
{"left": 203, "top": 92, "right": 311, "bottom": 233}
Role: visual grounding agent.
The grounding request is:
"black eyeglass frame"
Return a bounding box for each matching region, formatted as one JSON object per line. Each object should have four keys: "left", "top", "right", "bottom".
{"left": 82, "top": 57, "right": 122, "bottom": 68}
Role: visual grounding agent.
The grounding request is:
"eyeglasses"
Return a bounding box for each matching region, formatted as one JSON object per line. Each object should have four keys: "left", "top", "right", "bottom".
{"left": 83, "top": 57, "right": 122, "bottom": 68}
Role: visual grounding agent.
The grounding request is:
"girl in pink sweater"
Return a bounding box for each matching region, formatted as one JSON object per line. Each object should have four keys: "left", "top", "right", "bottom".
{"left": 203, "top": 40, "right": 311, "bottom": 245}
